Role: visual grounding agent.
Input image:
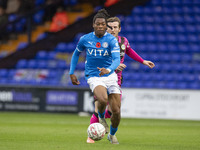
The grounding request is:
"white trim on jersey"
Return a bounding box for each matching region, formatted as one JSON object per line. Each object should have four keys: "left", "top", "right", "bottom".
{"left": 111, "top": 50, "right": 120, "bottom": 53}
{"left": 76, "top": 47, "right": 82, "bottom": 52}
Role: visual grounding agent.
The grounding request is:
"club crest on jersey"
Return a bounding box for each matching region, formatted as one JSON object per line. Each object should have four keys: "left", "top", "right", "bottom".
{"left": 121, "top": 44, "right": 126, "bottom": 50}
{"left": 102, "top": 42, "right": 108, "bottom": 48}
{"left": 96, "top": 42, "right": 101, "bottom": 48}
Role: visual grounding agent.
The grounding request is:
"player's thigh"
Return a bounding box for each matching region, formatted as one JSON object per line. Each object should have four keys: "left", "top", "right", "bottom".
{"left": 93, "top": 85, "right": 108, "bottom": 101}
{"left": 108, "top": 94, "right": 121, "bottom": 113}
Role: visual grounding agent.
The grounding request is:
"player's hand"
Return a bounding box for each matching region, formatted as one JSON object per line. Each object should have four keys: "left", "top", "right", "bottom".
{"left": 116, "top": 63, "right": 127, "bottom": 72}
{"left": 70, "top": 74, "right": 80, "bottom": 85}
{"left": 143, "top": 60, "right": 155, "bottom": 69}
{"left": 97, "top": 67, "right": 110, "bottom": 76}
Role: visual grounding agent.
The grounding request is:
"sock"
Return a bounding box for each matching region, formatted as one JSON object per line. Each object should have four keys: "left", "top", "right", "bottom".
{"left": 105, "top": 109, "right": 112, "bottom": 118}
{"left": 110, "top": 125, "right": 118, "bottom": 136}
{"left": 90, "top": 112, "right": 99, "bottom": 124}
{"left": 98, "top": 110, "right": 105, "bottom": 118}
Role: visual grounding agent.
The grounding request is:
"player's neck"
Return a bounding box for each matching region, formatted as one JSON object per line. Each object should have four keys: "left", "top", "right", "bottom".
{"left": 96, "top": 35, "right": 103, "bottom": 38}
{"left": 116, "top": 35, "right": 119, "bottom": 40}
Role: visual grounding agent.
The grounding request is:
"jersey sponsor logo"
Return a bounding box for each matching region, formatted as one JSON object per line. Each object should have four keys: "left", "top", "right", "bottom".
{"left": 96, "top": 42, "right": 101, "bottom": 48}
{"left": 88, "top": 41, "right": 93, "bottom": 45}
{"left": 121, "top": 44, "right": 126, "bottom": 50}
{"left": 102, "top": 42, "right": 108, "bottom": 48}
{"left": 87, "top": 49, "right": 109, "bottom": 56}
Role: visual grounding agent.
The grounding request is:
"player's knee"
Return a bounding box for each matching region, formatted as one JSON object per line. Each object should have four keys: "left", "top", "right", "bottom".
{"left": 111, "top": 106, "right": 120, "bottom": 115}
{"left": 98, "top": 96, "right": 108, "bottom": 105}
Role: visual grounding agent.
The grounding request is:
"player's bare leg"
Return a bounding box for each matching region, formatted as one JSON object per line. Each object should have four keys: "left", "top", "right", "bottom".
{"left": 107, "top": 93, "right": 121, "bottom": 144}
{"left": 93, "top": 85, "right": 109, "bottom": 133}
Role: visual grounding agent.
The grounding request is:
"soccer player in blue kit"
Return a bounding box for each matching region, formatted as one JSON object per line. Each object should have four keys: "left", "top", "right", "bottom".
{"left": 69, "top": 9, "right": 121, "bottom": 144}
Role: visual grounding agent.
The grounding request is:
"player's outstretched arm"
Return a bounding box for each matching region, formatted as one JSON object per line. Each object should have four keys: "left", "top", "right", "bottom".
{"left": 142, "top": 60, "right": 155, "bottom": 69}
{"left": 70, "top": 74, "right": 80, "bottom": 85}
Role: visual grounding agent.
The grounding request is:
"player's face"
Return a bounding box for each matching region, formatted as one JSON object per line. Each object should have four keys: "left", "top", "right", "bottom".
{"left": 93, "top": 18, "right": 107, "bottom": 38}
{"left": 107, "top": 22, "right": 121, "bottom": 38}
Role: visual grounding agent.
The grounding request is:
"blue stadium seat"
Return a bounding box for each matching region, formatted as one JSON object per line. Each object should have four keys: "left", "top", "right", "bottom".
{"left": 35, "top": 0, "right": 45, "bottom": 6}
{"left": 155, "top": 81, "right": 166, "bottom": 89}
{"left": 36, "top": 33, "right": 47, "bottom": 41}
{"left": 37, "top": 60, "right": 48, "bottom": 69}
{"left": 172, "top": 7, "right": 182, "bottom": 14}
{"left": 189, "top": 44, "right": 199, "bottom": 52}
{"left": 151, "top": 73, "right": 163, "bottom": 81}
{"left": 66, "top": 42, "right": 76, "bottom": 52}
{"left": 132, "top": 81, "right": 143, "bottom": 88}
{"left": 8, "top": 69, "right": 16, "bottom": 77}
{"left": 166, "top": 82, "right": 177, "bottom": 89}
{"left": 47, "top": 51, "right": 57, "bottom": 59}
{"left": 178, "top": 44, "right": 189, "bottom": 52}
{"left": 176, "top": 82, "right": 188, "bottom": 89}
{"left": 47, "top": 60, "right": 57, "bottom": 69}
{"left": 16, "top": 42, "right": 28, "bottom": 50}
{"left": 175, "top": 25, "right": 186, "bottom": 33}
{"left": 125, "top": 16, "right": 133, "bottom": 23}
{"left": 189, "top": 82, "right": 200, "bottom": 89}
{"left": 0, "top": 78, "right": 8, "bottom": 84}
{"left": 132, "top": 7, "right": 144, "bottom": 14}
{"left": 0, "top": 69, "right": 8, "bottom": 77}
{"left": 146, "top": 34, "right": 156, "bottom": 42}
{"left": 15, "top": 18, "right": 26, "bottom": 32}
{"left": 28, "top": 59, "right": 38, "bottom": 68}
{"left": 74, "top": 33, "right": 85, "bottom": 42}
{"left": 54, "top": 42, "right": 68, "bottom": 52}
{"left": 187, "top": 34, "right": 198, "bottom": 43}
{"left": 33, "top": 10, "right": 45, "bottom": 24}
{"left": 57, "top": 60, "right": 69, "bottom": 69}
{"left": 16, "top": 59, "right": 28, "bottom": 68}
{"left": 171, "top": 54, "right": 181, "bottom": 62}
{"left": 36, "top": 51, "right": 48, "bottom": 60}
{"left": 166, "top": 34, "right": 177, "bottom": 43}
{"left": 134, "top": 25, "right": 145, "bottom": 33}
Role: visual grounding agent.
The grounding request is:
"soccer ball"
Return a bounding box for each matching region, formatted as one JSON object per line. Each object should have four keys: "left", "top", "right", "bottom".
{"left": 87, "top": 123, "right": 106, "bottom": 141}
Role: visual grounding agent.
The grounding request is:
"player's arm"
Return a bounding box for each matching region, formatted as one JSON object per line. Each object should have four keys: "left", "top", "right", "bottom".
{"left": 98, "top": 38, "right": 120, "bottom": 76}
{"left": 69, "top": 37, "right": 85, "bottom": 85}
{"left": 69, "top": 50, "right": 80, "bottom": 85}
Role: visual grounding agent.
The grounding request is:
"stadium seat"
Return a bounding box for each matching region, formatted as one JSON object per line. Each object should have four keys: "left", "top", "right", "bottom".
{"left": 35, "top": 0, "right": 45, "bottom": 6}
{"left": 16, "top": 42, "right": 28, "bottom": 50}
{"left": 47, "top": 60, "right": 57, "bottom": 69}
{"left": 36, "top": 51, "right": 48, "bottom": 60}
{"left": 0, "top": 69, "right": 8, "bottom": 77}
{"left": 15, "top": 18, "right": 26, "bottom": 32}
{"left": 28, "top": 59, "right": 38, "bottom": 68}
{"left": 37, "top": 60, "right": 48, "bottom": 69}
{"left": 166, "top": 82, "right": 177, "bottom": 89}
{"left": 33, "top": 10, "right": 45, "bottom": 24}
{"left": 54, "top": 42, "right": 68, "bottom": 52}
{"left": 16, "top": 59, "right": 28, "bottom": 68}
{"left": 36, "top": 33, "right": 48, "bottom": 41}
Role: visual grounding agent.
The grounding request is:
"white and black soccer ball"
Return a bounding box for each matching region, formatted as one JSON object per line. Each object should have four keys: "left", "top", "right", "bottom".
{"left": 87, "top": 123, "right": 106, "bottom": 141}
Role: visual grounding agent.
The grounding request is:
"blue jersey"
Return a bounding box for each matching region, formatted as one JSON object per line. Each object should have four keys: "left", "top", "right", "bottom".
{"left": 69, "top": 32, "right": 120, "bottom": 80}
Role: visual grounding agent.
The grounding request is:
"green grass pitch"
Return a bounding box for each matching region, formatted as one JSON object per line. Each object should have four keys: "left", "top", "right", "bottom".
{"left": 0, "top": 112, "right": 200, "bottom": 150}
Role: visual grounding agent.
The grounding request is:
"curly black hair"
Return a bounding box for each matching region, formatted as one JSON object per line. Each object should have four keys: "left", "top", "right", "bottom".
{"left": 93, "top": 9, "right": 110, "bottom": 24}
